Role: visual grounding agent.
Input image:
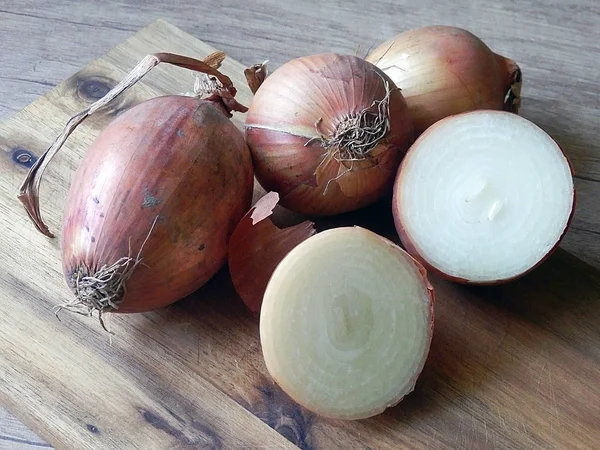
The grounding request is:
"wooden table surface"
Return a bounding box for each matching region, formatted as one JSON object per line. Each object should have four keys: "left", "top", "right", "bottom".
{"left": 1, "top": 1, "right": 599, "bottom": 449}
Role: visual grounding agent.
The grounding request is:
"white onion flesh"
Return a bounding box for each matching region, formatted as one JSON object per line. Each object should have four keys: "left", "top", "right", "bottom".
{"left": 259, "top": 227, "right": 434, "bottom": 420}
{"left": 394, "top": 111, "right": 574, "bottom": 283}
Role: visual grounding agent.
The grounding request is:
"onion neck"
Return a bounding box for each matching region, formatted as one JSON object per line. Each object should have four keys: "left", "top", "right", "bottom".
{"left": 203, "top": 90, "right": 248, "bottom": 118}
{"left": 244, "top": 61, "right": 269, "bottom": 94}
{"left": 498, "top": 55, "right": 522, "bottom": 113}
{"left": 187, "top": 72, "right": 248, "bottom": 118}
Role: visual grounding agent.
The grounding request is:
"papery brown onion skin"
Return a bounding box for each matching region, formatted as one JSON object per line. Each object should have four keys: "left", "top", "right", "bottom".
{"left": 245, "top": 53, "right": 413, "bottom": 216}
{"left": 61, "top": 95, "right": 253, "bottom": 313}
{"left": 366, "top": 25, "right": 522, "bottom": 135}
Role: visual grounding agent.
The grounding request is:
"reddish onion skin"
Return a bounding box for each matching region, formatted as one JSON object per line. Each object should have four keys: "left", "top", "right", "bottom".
{"left": 391, "top": 112, "right": 576, "bottom": 285}
{"left": 367, "top": 26, "right": 522, "bottom": 135}
{"left": 61, "top": 95, "right": 253, "bottom": 313}
{"left": 245, "top": 53, "right": 413, "bottom": 216}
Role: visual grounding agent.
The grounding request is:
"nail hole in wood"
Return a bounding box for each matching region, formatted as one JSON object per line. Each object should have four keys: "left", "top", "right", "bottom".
{"left": 10, "top": 148, "right": 38, "bottom": 168}
{"left": 77, "top": 76, "right": 114, "bottom": 101}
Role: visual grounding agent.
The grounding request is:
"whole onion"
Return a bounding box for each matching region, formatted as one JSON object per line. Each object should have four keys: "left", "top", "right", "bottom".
{"left": 19, "top": 53, "right": 254, "bottom": 324}
{"left": 366, "top": 25, "right": 522, "bottom": 135}
{"left": 245, "top": 53, "right": 414, "bottom": 216}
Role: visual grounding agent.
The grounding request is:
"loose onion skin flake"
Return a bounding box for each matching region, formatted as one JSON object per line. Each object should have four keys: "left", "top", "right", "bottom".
{"left": 393, "top": 110, "right": 575, "bottom": 285}
{"left": 18, "top": 53, "right": 254, "bottom": 321}
{"left": 245, "top": 53, "right": 414, "bottom": 216}
{"left": 367, "top": 25, "right": 522, "bottom": 135}
{"left": 260, "top": 227, "right": 434, "bottom": 420}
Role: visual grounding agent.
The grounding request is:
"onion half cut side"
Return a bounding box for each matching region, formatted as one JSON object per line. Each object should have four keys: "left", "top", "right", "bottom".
{"left": 259, "top": 227, "right": 434, "bottom": 420}
{"left": 393, "top": 110, "right": 575, "bottom": 284}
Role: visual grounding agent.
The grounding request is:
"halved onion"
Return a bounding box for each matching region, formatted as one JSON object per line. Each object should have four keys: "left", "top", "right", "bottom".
{"left": 259, "top": 226, "right": 434, "bottom": 420}
{"left": 393, "top": 110, "right": 575, "bottom": 284}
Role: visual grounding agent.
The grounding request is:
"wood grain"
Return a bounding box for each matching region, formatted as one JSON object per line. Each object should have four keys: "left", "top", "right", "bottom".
{"left": 1, "top": 2, "right": 599, "bottom": 448}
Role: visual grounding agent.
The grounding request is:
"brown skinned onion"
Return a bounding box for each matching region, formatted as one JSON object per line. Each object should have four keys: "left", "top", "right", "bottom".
{"left": 366, "top": 25, "right": 522, "bottom": 135}
{"left": 18, "top": 53, "right": 253, "bottom": 323}
{"left": 245, "top": 53, "right": 413, "bottom": 216}
{"left": 61, "top": 95, "right": 253, "bottom": 315}
{"left": 228, "top": 191, "right": 316, "bottom": 314}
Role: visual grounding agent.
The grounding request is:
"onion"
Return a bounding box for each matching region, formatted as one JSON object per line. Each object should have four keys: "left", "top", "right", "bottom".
{"left": 18, "top": 53, "right": 253, "bottom": 324}
{"left": 245, "top": 53, "right": 414, "bottom": 216}
{"left": 392, "top": 110, "right": 575, "bottom": 284}
{"left": 228, "top": 191, "right": 316, "bottom": 314}
{"left": 260, "top": 226, "right": 434, "bottom": 420}
{"left": 366, "top": 25, "right": 522, "bottom": 135}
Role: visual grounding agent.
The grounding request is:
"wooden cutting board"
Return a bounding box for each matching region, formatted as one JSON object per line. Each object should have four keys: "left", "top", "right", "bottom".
{"left": 1, "top": 19, "right": 599, "bottom": 450}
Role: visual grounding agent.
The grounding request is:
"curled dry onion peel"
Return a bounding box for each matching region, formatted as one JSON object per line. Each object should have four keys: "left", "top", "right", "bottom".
{"left": 367, "top": 25, "right": 522, "bottom": 135}
{"left": 244, "top": 60, "right": 269, "bottom": 94}
{"left": 393, "top": 110, "right": 575, "bottom": 284}
{"left": 245, "top": 53, "right": 414, "bottom": 216}
{"left": 260, "top": 227, "right": 434, "bottom": 420}
{"left": 18, "top": 52, "right": 254, "bottom": 325}
{"left": 228, "top": 191, "right": 316, "bottom": 314}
